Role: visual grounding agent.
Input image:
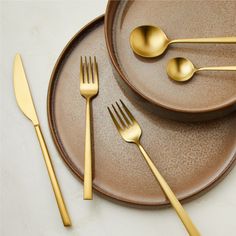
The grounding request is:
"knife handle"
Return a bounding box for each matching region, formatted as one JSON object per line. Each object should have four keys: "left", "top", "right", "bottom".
{"left": 34, "top": 124, "right": 71, "bottom": 227}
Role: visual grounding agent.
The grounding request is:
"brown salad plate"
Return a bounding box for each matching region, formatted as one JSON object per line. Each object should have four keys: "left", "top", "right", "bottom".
{"left": 47, "top": 15, "right": 236, "bottom": 206}
{"left": 105, "top": 0, "right": 236, "bottom": 122}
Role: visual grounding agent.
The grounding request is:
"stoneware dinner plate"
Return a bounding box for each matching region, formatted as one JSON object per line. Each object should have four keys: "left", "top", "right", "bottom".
{"left": 105, "top": 0, "right": 236, "bottom": 121}
{"left": 47, "top": 15, "right": 236, "bottom": 206}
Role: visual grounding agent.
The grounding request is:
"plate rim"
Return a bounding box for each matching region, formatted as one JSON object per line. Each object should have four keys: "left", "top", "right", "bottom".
{"left": 47, "top": 14, "right": 236, "bottom": 207}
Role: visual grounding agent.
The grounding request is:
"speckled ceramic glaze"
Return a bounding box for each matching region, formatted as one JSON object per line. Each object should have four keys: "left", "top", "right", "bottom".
{"left": 105, "top": 0, "right": 236, "bottom": 121}
{"left": 47, "top": 16, "right": 236, "bottom": 206}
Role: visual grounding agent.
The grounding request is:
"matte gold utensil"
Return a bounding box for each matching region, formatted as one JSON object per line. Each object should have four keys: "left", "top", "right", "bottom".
{"left": 108, "top": 100, "right": 200, "bottom": 236}
{"left": 80, "top": 56, "right": 99, "bottom": 200}
{"left": 167, "top": 57, "right": 236, "bottom": 82}
{"left": 130, "top": 25, "right": 236, "bottom": 58}
{"left": 13, "top": 54, "right": 71, "bottom": 226}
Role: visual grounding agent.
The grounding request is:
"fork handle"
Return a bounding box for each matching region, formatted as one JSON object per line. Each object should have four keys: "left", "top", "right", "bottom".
{"left": 84, "top": 98, "right": 93, "bottom": 200}
{"left": 137, "top": 143, "right": 200, "bottom": 236}
{"left": 34, "top": 125, "right": 71, "bottom": 226}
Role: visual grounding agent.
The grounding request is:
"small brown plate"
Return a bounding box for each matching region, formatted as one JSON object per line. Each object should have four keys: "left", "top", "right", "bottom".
{"left": 47, "top": 15, "right": 236, "bottom": 206}
{"left": 105, "top": 0, "right": 236, "bottom": 121}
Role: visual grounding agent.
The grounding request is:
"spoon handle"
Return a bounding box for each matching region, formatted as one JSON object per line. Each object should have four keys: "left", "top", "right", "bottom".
{"left": 197, "top": 66, "right": 236, "bottom": 71}
{"left": 170, "top": 37, "right": 236, "bottom": 44}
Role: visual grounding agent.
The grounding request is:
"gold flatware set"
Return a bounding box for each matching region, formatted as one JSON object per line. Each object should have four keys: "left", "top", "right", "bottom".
{"left": 130, "top": 25, "right": 236, "bottom": 82}
{"left": 13, "top": 53, "right": 200, "bottom": 234}
{"left": 13, "top": 5, "right": 236, "bottom": 236}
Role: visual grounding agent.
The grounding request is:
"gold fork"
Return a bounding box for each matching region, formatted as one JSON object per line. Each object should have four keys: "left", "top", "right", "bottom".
{"left": 80, "top": 56, "right": 99, "bottom": 200}
{"left": 108, "top": 100, "right": 200, "bottom": 236}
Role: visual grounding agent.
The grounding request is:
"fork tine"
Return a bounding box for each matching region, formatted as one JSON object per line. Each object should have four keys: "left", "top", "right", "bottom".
{"left": 116, "top": 101, "right": 131, "bottom": 126}
{"left": 108, "top": 107, "right": 122, "bottom": 131}
{"left": 120, "top": 99, "right": 135, "bottom": 122}
{"left": 88, "top": 56, "right": 93, "bottom": 83}
{"left": 112, "top": 104, "right": 125, "bottom": 128}
{"left": 84, "top": 56, "right": 89, "bottom": 83}
{"left": 93, "top": 56, "right": 98, "bottom": 84}
{"left": 80, "top": 56, "right": 84, "bottom": 83}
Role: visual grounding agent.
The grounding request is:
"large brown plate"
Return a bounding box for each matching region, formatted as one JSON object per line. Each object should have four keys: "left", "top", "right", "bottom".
{"left": 105, "top": 0, "right": 236, "bottom": 121}
{"left": 47, "top": 15, "right": 236, "bottom": 206}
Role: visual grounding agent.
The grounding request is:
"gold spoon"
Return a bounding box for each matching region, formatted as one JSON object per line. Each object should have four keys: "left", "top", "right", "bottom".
{"left": 167, "top": 57, "right": 236, "bottom": 82}
{"left": 130, "top": 25, "right": 236, "bottom": 58}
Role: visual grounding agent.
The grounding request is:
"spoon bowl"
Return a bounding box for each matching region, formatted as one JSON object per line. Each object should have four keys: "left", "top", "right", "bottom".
{"left": 130, "top": 25, "right": 169, "bottom": 58}
{"left": 167, "top": 58, "right": 196, "bottom": 82}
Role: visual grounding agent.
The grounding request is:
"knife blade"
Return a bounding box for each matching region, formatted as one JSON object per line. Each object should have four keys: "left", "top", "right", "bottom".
{"left": 13, "top": 53, "right": 71, "bottom": 226}
{"left": 13, "top": 54, "right": 39, "bottom": 125}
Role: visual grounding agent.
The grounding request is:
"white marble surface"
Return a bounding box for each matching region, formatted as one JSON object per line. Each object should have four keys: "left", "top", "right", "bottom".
{"left": 1, "top": 1, "right": 236, "bottom": 235}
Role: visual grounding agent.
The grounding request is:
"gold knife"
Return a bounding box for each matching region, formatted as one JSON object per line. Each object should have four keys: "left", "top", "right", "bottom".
{"left": 13, "top": 53, "right": 71, "bottom": 227}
